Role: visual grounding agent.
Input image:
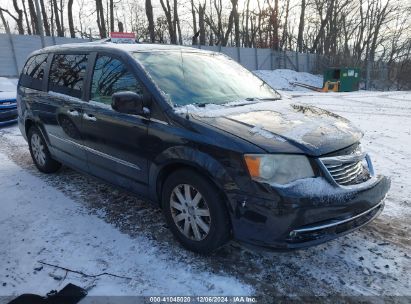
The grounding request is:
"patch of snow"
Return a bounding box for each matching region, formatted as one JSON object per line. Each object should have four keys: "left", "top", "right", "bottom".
{"left": 176, "top": 100, "right": 362, "bottom": 149}
{"left": 249, "top": 125, "right": 286, "bottom": 141}
{"left": 254, "top": 69, "right": 323, "bottom": 91}
{"left": 0, "top": 151, "right": 252, "bottom": 297}
{"left": 272, "top": 177, "right": 352, "bottom": 200}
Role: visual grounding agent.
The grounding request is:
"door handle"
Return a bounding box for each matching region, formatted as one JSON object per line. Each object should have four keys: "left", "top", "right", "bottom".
{"left": 83, "top": 113, "right": 97, "bottom": 121}
{"left": 67, "top": 109, "right": 79, "bottom": 116}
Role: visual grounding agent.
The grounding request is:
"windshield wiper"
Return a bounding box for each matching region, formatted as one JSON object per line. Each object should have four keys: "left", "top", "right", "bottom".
{"left": 258, "top": 97, "right": 281, "bottom": 101}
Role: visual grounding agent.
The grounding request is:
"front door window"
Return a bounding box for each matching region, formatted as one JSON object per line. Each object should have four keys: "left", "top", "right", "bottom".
{"left": 90, "top": 55, "right": 143, "bottom": 105}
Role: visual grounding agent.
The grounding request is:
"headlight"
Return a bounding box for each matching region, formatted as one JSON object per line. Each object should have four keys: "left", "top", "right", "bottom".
{"left": 244, "top": 154, "right": 314, "bottom": 185}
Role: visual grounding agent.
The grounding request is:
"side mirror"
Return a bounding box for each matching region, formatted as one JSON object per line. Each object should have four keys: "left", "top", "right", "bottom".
{"left": 111, "top": 91, "right": 149, "bottom": 115}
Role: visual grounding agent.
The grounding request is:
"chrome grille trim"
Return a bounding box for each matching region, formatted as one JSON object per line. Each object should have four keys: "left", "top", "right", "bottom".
{"left": 290, "top": 201, "right": 384, "bottom": 234}
{"left": 319, "top": 152, "right": 372, "bottom": 187}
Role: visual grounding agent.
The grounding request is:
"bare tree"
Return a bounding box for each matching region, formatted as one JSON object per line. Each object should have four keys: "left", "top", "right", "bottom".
{"left": 22, "top": 0, "right": 32, "bottom": 35}
{"left": 95, "top": 0, "right": 107, "bottom": 38}
{"left": 145, "top": 0, "right": 155, "bottom": 42}
{"left": 190, "top": 0, "right": 198, "bottom": 44}
{"left": 297, "top": 0, "right": 306, "bottom": 52}
{"left": 39, "top": 0, "right": 51, "bottom": 36}
{"left": 26, "top": 0, "right": 39, "bottom": 34}
{"left": 159, "top": 0, "right": 178, "bottom": 44}
{"left": 198, "top": 1, "right": 206, "bottom": 45}
{"left": 109, "top": 0, "right": 114, "bottom": 32}
{"left": 68, "top": 0, "right": 75, "bottom": 37}
{"left": 0, "top": 0, "right": 25, "bottom": 34}
{"left": 52, "top": 0, "right": 64, "bottom": 36}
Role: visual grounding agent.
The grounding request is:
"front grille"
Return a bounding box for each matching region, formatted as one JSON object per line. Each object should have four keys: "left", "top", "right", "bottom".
{"left": 320, "top": 153, "right": 372, "bottom": 186}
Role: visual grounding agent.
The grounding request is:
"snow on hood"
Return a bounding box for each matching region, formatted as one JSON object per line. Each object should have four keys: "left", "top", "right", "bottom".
{"left": 176, "top": 100, "right": 363, "bottom": 154}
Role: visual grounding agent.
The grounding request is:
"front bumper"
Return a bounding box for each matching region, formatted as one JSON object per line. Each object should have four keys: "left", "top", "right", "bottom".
{"left": 228, "top": 175, "right": 390, "bottom": 250}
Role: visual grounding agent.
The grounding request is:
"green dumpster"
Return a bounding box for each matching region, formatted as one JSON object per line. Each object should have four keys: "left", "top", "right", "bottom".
{"left": 323, "top": 67, "right": 360, "bottom": 92}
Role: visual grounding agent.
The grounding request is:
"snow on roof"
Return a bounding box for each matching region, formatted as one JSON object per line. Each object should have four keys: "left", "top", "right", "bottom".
{"left": 34, "top": 41, "right": 215, "bottom": 55}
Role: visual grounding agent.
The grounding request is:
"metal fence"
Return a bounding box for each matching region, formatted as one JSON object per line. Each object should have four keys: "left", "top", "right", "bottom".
{"left": 194, "top": 45, "right": 320, "bottom": 73}
{"left": 0, "top": 33, "right": 89, "bottom": 77}
{"left": 0, "top": 33, "right": 321, "bottom": 77}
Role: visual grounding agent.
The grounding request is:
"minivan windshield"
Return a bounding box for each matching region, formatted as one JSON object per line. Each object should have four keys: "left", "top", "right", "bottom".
{"left": 133, "top": 51, "right": 280, "bottom": 107}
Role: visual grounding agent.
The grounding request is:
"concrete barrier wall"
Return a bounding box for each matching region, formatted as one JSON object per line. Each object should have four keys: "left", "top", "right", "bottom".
{"left": 0, "top": 34, "right": 88, "bottom": 77}
{"left": 0, "top": 33, "right": 319, "bottom": 77}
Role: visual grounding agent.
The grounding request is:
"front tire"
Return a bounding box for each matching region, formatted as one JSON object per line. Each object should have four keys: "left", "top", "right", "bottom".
{"left": 28, "top": 126, "right": 61, "bottom": 173}
{"left": 162, "top": 169, "right": 231, "bottom": 254}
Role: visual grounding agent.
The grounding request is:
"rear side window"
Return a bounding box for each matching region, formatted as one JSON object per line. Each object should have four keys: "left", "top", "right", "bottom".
{"left": 20, "top": 54, "right": 48, "bottom": 90}
{"left": 49, "top": 54, "right": 88, "bottom": 98}
{"left": 90, "top": 55, "right": 143, "bottom": 105}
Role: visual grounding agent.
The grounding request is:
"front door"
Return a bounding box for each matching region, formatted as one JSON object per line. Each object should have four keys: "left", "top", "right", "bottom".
{"left": 81, "top": 54, "right": 149, "bottom": 194}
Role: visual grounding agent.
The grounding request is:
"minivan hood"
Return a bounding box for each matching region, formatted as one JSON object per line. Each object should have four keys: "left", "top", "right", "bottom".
{"left": 183, "top": 100, "right": 363, "bottom": 156}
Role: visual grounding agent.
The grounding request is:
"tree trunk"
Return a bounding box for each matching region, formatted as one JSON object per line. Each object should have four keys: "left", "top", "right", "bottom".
{"left": 68, "top": 0, "right": 75, "bottom": 37}
{"left": 22, "top": 0, "right": 32, "bottom": 35}
{"left": 190, "top": 0, "right": 197, "bottom": 45}
{"left": 109, "top": 0, "right": 114, "bottom": 32}
{"left": 310, "top": 0, "right": 335, "bottom": 53}
{"left": 95, "top": 0, "right": 107, "bottom": 38}
{"left": 0, "top": 9, "right": 10, "bottom": 33}
{"left": 52, "top": 0, "right": 63, "bottom": 36}
{"left": 272, "top": 0, "right": 279, "bottom": 50}
{"left": 244, "top": 0, "right": 250, "bottom": 47}
{"left": 145, "top": 0, "right": 155, "bottom": 42}
{"left": 118, "top": 21, "right": 123, "bottom": 32}
{"left": 198, "top": 2, "right": 206, "bottom": 45}
{"left": 59, "top": 0, "right": 64, "bottom": 34}
{"left": 297, "top": 0, "right": 306, "bottom": 52}
{"left": 39, "top": 0, "right": 50, "bottom": 36}
{"left": 231, "top": 0, "right": 240, "bottom": 47}
{"left": 173, "top": 0, "right": 182, "bottom": 44}
{"left": 159, "top": 0, "right": 177, "bottom": 44}
{"left": 281, "top": 0, "right": 290, "bottom": 49}
{"left": 27, "top": 0, "right": 39, "bottom": 34}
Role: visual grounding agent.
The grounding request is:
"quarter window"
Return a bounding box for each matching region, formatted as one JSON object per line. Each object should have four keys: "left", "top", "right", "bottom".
{"left": 49, "top": 54, "right": 88, "bottom": 98}
{"left": 20, "top": 54, "right": 48, "bottom": 90}
{"left": 90, "top": 55, "right": 143, "bottom": 105}
{"left": 23, "top": 54, "right": 48, "bottom": 80}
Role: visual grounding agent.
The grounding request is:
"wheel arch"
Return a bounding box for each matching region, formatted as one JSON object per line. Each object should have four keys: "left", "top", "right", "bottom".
{"left": 25, "top": 118, "right": 50, "bottom": 145}
{"left": 149, "top": 146, "right": 238, "bottom": 212}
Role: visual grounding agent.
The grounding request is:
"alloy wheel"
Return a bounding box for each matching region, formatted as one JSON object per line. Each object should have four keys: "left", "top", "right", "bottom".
{"left": 170, "top": 184, "right": 211, "bottom": 241}
{"left": 31, "top": 133, "right": 46, "bottom": 167}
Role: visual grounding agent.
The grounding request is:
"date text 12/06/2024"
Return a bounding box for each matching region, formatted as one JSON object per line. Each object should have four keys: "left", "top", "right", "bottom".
{"left": 149, "top": 296, "right": 258, "bottom": 303}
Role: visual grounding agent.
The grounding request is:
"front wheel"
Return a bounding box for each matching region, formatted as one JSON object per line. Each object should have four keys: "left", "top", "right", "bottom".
{"left": 162, "top": 169, "right": 231, "bottom": 254}
{"left": 28, "top": 126, "right": 61, "bottom": 173}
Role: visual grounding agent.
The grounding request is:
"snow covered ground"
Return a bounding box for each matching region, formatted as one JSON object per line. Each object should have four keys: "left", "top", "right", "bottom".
{"left": 0, "top": 72, "right": 410, "bottom": 302}
{"left": 254, "top": 69, "right": 323, "bottom": 91}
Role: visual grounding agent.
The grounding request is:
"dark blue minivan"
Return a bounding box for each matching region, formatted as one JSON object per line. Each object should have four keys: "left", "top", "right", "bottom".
{"left": 17, "top": 42, "right": 390, "bottom": 253}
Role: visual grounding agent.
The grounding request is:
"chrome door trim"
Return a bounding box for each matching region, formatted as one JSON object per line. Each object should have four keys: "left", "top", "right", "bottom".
{"left": 49, "top": 133, "right": 141, "bottom": 171}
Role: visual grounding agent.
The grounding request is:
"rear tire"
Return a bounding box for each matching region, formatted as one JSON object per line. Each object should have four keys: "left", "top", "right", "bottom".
{"left": 28, "top": 126, "right": 61, "bottom": 173}
{"left": 162, "top": 169, "right": 231, "bottom": 254}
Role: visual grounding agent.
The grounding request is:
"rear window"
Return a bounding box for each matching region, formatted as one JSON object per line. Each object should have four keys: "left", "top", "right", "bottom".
{"left": 49, "top": 54, "right": 88, "bottom": 98}
{"left": 20, "top": 54, "right": 48, "bottom": 90}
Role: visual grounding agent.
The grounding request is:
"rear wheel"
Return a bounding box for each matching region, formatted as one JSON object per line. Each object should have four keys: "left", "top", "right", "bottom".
{"left": 162, "top": 169, "right": 231, "bottom": 254}
{"left": 28, "top": 126, "right": 61, "bottom": 173}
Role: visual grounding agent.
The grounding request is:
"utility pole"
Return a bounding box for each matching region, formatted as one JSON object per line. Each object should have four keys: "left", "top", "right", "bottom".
{"left": 34, "top": 0, "right": 46, "bottom": 48}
